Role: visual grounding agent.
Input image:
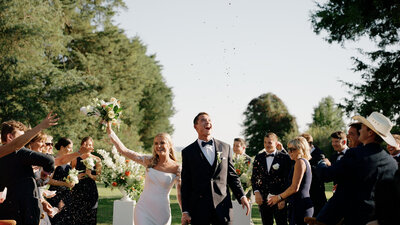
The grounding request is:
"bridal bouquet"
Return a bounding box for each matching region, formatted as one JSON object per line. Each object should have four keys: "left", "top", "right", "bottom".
{"left": 97, "top": 147, "right": 144, "bottom": 201}
{"left": 82, "top": 157, "right": 96, "bottom": 170}
{"left": 65, "top": 168, "right": 80, "bottom": 189}
{"left": 233, "top": 155, "right": 252, "bottom": 192}
{"left": 80, "top": 97, "right": 123, "bottom": 130}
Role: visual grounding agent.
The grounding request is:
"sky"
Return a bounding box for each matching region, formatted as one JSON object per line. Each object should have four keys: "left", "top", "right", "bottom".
{"left": 114, "top": 0, "right": 373, "bottom": 148}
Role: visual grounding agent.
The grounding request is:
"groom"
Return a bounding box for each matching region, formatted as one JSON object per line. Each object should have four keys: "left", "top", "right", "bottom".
{"left": 181, "top": 112, "right": 250, "bottom": 225}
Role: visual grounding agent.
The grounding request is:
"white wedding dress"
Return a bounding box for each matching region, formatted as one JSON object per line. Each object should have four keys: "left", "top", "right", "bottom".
{"left": 134, "top": 168, "right": 178, "bottom": 225}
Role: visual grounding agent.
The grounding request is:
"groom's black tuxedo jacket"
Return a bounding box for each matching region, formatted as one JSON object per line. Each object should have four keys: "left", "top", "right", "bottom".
{"left": 251, "top": 150, "right": 292, "bottom": 201}
{"left": 181, "top": 139, "right": 244, "bottom": 223}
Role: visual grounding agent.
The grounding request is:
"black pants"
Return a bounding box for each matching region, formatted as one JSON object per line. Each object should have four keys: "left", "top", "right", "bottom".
{"left": 259, "top": 203, "right": 288, "bottom": 225}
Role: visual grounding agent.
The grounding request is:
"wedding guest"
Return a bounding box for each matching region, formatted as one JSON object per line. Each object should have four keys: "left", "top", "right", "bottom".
{"left": 0, "top": 120, "right": 55, "bottom": 225}
{"left": 107, "top": 123, "right": 181, "bottom": 225}
{"left": 308, "top": 125, "right": 362, "bottom": 224}
{"left": 329, "top": 131, "right": 349, "bottom": 164}
{"left": 44, "top": 135, "right": 54, "bottom": 155}
{"left": 315, "top": 112, "right": 398, "bottom": 225}
{"left": 181, "top": 112, "right": 250, "bottom": 225}
{"left": 387, "top": 134, "right": 400, "bottom": 164}
{"left": 0, "top": 112, "right": 58, "bottom": 158}
{"left": 27, "top": 132, "right": 61, "bottom": 224}
{"left": 70, "top": 137, "right": 101, "bottom": 225}
{"left": 233, "top": 137, "right": 251, "bottom": 163}
{"left": 232, "top": 138, "right": 252, "bottom": 201}
{"left": 48, "top": 138, "right": 77, "bottom": 225}
{"left": 251, "top": 132, "right": 292, "bottom": 225}
{"left": 347, "top": 122, "right": 362, "bottom": 148}
{"left": 300, "top": 133, "right": 327, "bottom": 217}
{"left": 268, "top": 136, "right": 313, "bottom": 225}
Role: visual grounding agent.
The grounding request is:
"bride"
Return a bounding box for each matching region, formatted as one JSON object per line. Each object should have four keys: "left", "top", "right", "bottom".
{"left": 107, "top": 123, "right": 181, "bottom": 225}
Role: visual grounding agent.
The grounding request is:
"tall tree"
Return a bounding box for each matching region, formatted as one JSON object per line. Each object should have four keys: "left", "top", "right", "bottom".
{"left": 310, "top": 0, "right": 400, "bottom": 132}
{"left": 0, "top": 0, "right": 175, "bottom": 152}
{"left": 307, "top": 96, "right": 346, "bottom": 158}
{"left": 242, "top": 93, "right": 299, "bottom": 156}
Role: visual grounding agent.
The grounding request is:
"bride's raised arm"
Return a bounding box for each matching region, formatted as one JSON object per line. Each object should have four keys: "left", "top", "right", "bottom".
{"left": 106, "top": 123, "right": 151, "bottom": 167}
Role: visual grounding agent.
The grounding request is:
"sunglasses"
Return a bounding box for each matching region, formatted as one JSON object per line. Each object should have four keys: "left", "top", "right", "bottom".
{"left": 45, "top": 143, "right": 53, "bottom": 146}
{"left": 287, "top": 147, "right": 297, "bottom": 152}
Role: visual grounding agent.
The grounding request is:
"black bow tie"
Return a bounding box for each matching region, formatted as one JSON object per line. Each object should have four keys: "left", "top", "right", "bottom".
{"left": 266, "top": 154, "right": 275, "bottom": 157}
{"left": 201, "top": 140, "right": 213, "bottom": 147}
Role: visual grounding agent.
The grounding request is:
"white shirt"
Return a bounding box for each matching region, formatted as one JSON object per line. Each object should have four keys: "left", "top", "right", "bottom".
{"left": 265, "top": 149, "right": 277, "bottom": 172}
{"left": 197, "top": 139, "right": 215, "bottom": 165}
{"left": 337, "top": 146, "right": 349, "bottom": 161}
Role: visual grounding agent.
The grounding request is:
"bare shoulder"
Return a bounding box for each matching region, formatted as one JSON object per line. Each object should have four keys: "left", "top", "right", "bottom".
{"left": 295, "top": 158, "right": 307, "bottom": 169}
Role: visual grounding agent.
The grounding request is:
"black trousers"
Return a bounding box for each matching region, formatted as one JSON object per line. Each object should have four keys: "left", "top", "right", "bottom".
{"left": 259, "top": 203, "right": 288, "bottom": 225}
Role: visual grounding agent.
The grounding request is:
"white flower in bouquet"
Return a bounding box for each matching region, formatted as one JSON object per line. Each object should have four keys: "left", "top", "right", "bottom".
{"left": 80, "top": 97, "right": 123, "bottom": 130}
{"left": 97, "top": 147, "right": 145, "bottom": 201}
{"left": 65, "top": 168, "right": 80, "bottom": 188}
{"left": 82, "top": 157, "right": 96, "bottom": 170}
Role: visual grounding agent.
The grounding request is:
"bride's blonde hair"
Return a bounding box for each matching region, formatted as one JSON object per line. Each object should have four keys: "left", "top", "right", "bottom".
{"left": 148, "top": 133, "right": 177, "bottom": 168}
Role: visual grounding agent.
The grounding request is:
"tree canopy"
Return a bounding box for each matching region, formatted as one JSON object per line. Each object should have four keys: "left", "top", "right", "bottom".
{"left": 0, "top": 0, "right": 174, "bottom": 152}
{"left": 310, "top": 0, "right": 400, "bottom": 131}
{"left": 307, "top": 96, "right": 346, "bottom": 158}
{"left": 242, "top": 93, "right": 298, "bottom": 156}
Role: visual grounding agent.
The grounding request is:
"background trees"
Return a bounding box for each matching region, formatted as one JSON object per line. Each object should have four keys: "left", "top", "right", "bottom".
{"left": 310, "top": 0, "right": 400, "bottom": 132}
{"left": 0, "top": 0, "right": 174, "bottom": 152}
{"left": 242, "top": 93, "right": 299, "bottom": 156}
{"left": 306, "top": 96, "right": 346, "bottom": 158}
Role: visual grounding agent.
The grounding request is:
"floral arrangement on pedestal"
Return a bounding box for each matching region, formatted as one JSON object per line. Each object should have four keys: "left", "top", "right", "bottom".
{"left": 80, "top": 97, "right": 123, "bottom": 130}
{"left": 233, "top": 155, "right": 253, "bottom": 193}
{"left": 97, "top": 146, "right": 145, "bottom": 201}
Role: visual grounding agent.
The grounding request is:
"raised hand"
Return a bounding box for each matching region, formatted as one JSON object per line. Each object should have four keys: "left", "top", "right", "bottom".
{"left": 38, "top": 111, "right": 59, "bottom": 129}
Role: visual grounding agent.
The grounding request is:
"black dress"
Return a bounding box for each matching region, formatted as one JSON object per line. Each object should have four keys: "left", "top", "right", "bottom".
{"left": 71, "top": 157, "right": 98, "bottom": 225}
{"left": 287, "top": 158, "right": 314, "bottom": 225}
{"left": 48, "top": 164, "right": 74, "bottom": 225}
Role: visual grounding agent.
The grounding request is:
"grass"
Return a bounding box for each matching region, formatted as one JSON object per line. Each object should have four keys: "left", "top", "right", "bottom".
{"left": 97, "top": 182, "right": 334, "bottom": 225}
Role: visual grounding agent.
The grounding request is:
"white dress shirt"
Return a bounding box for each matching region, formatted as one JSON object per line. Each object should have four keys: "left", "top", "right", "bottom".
{"left": 266, "top": 149, "right": 277, "bottom": 172}
{"left": 197, "top": 139, "right": 215, "bottom": 165}
{"left": 337, "top": 146, "right": 349, "bottom": 161}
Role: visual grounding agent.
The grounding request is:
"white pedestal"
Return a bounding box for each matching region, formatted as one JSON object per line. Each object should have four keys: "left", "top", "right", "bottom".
{"left": 232, "top": 201, "right": 251, "bottom": 225}
{"left": 113, "top": 200, "right": 136, "bottom": 225}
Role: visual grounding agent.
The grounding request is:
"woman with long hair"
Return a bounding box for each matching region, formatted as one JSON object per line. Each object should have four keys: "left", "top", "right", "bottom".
{"left": 268, "top": 136, "right": 314, "bottom": 225}
{"left": 107, "top": 123, "right": 181, "bottom": 225}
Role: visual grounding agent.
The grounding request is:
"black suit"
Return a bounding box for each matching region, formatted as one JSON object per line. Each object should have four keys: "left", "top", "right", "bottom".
{"left": 0, "top": 147, "right": 55, "bottom": 225}
{"left": 181, "top": 139, "right": 245, "bottom": 225}
{"left": 308, "top": 146, "right": 327, "bottom": 216}
{"left": 316, "top": 143, "right": 398, "bottom": 225}
{"left": 251, "top": 150, "right": 292, "bottom": 225}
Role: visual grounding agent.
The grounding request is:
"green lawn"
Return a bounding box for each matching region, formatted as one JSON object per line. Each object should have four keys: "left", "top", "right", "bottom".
{"left": 97, "top": 182, "right": 334, "bottom": 225}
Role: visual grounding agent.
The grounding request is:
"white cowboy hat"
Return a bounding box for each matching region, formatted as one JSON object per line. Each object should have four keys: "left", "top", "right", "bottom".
{"left": 352, "top": 112, "right": 397, "bottom": 146}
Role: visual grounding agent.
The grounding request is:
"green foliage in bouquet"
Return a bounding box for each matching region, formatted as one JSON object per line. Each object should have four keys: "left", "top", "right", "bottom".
{"left": 233, "top": 155, "right": 253, "bottom": 193}
{"left": 80, "top": 97, "right": 123, "bottom": 130}
{"left": 97, "top": 147, "right": 145, "bottom": 201}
